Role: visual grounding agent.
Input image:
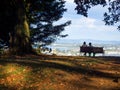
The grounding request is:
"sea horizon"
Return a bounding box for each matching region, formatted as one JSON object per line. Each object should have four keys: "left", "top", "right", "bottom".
{"left": 43, "top": 39, "right": 120, "bottom": 57}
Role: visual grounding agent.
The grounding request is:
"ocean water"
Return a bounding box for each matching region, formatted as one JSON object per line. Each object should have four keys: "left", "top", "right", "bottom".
{"left": 45, "top": 39, "right": 120, "bottom": 56}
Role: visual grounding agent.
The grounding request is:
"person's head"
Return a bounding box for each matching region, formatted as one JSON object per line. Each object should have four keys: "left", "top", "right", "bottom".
{"left": 89, "top": 42, "right": 92, "bottom": 46}
{"left": 83, "top": 42, "right": 86, "bottom": 45}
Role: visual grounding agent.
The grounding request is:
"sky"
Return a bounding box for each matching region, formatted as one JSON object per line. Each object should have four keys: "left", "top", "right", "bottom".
{"left": 57, "top": 0, "right": 120, "bottom": 41}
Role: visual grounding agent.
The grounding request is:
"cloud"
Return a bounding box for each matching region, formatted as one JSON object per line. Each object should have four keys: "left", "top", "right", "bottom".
{"left": 60, "top": 0, "right": 120, "bottom": 41}
{"left": 65, "top": 0, "right": 74, "bottom": 3}
{"left": 79, "top": 17, "right": 96, "bottom": 28}
{"left": 62, "top": 15, "right": 118, "bottom": 40}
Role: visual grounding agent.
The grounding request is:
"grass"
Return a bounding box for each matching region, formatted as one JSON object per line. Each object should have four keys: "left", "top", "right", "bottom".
{"left": 0, "top": 55, "right": 120, "bottom": 90}
{"left": 0, "top": 63, "right": 32, "bottom": 89}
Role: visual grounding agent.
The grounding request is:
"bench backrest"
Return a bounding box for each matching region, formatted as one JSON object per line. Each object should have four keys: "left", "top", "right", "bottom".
{"left": 80, "top": 46, "right": 104, "bottom": 53}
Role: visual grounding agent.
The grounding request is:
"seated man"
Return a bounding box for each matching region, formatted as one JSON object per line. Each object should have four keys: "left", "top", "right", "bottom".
{"left": 88, "top": 42, "right": 93, "bottom": 56}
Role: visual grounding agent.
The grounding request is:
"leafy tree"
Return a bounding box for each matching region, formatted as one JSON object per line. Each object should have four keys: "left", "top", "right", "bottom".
{"left": 0, "top": 0, "right": 70, "bottom": 54}
{"left": 30, "top": 0, "right": 71, "bottom": 46}
{"left": 74, "top": 0, "right": 120, "bottom": 30}
{"left": 103, "top": 0, "right": 120, "bottom": 30}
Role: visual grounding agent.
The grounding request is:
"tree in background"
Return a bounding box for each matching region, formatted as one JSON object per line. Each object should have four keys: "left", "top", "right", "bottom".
{"left": 0, "top": 0, "right": 70, "bottom": 54}
{"left": 74, "top": 0, "right": 120, "bottom": 30}
{"left": 104, "top": 0, "right": 120, "bottom": 30}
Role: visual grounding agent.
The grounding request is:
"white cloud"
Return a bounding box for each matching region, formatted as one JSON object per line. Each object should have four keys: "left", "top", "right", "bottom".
{"left": 60, "top": 0, "right": 120, "bottom": 41}
{"left": 65, "top": 0, "right": 74, "bottom": 3}
{"left": 79, "top": 17, "right": 96, "bottom": 28}
{"left": 62, "top": 15, "right": 118, "bottom": 40}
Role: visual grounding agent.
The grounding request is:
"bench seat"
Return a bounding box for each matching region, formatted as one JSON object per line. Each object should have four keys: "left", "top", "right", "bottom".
{"left": 80, "top": 46, "right": 104, "bottom": 56}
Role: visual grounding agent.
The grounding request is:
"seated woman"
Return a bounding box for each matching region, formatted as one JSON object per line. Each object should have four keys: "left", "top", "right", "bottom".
{"left": 81, "top": 42, "right": 87, "bottom": 56}
{"left": 82, "top": 42, "right": 87, "bottom": 47}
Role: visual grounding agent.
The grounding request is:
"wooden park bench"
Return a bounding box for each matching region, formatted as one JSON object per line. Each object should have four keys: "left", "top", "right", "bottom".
{"left": 80, "top": 46, "right": 104, "bottom": 57}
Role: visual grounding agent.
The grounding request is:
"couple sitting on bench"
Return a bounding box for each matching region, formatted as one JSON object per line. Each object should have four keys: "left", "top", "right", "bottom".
{"left": 80, "top": 42, "right": 104, "bottom": 57}
{"left": 82, "top": 42, "right": 93, "bottom": 56}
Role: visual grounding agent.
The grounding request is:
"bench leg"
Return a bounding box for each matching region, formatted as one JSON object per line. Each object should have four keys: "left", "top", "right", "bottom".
{"left": 89, "top": 53, "right": 91, "bottom": 57}
{"left": 93, "top": 53, "right": 95, "bottom": 57}
{"left": 84, "top": 52, "right": 86, "bottom": 56}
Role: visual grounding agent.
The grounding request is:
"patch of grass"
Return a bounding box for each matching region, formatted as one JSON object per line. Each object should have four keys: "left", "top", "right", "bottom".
{"left": 0, "top": 55, "right": 120, "bottom": 90}
{"left": 0, "top": 63, "right": 33, "bottom": 89}
{"left": 47, "top": 60, "right": 75, "bottom": 67}
{"left": 0, "top": 62, "right": 60, "bottom": 89}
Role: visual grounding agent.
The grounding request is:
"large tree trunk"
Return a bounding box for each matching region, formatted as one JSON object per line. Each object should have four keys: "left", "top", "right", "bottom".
{"left": 9, "top": 1, "right": 33, "bottom": 55}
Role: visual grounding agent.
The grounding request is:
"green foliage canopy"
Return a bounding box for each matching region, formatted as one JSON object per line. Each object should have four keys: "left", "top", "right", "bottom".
{"left": 29, "top": 0, "right": 71, "bottom": 45}
{"left": 0, "top": 0, "right": 71, "bottom": 47}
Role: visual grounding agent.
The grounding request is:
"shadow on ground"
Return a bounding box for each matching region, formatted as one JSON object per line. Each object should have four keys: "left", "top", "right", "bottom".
{"left": 0, "top": 56, "right": 119, "bottom": 79}
{"left": 0, "top": 55, "right": 120, "bottom": 90}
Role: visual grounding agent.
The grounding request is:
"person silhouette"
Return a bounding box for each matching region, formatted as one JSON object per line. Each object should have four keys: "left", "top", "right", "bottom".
{"left": 88, "top": 42, "right": 93, "bottom": 56}
{"left": 82, "top": 42, "right": 87, "bottom": 47}
{"left": 82, "top": 41, "right": 87, "bottom": 56}
{"left": 89, "top": 42, "right": 92, "bottom": 47}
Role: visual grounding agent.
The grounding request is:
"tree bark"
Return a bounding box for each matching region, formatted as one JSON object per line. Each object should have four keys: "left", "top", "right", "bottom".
{"left": 9, "top": 1, "right": 33, "bottom": 55}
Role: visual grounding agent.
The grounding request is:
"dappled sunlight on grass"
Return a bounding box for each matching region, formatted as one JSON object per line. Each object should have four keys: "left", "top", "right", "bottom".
{"left": 0, "top": 63, "right": 32, "bottom": 89}
{"left": 0, "top": 62, "right": 69, "bottom": 89}
{"left": 44, "top": 60, "right": 75, "bottom": 67}
{"left": 0, "top": 55, "right": 120, "bottom": 89}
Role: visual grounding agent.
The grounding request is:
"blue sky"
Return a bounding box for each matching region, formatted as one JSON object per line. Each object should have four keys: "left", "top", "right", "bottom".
{"left": 58, "top": 0, "right": 120, "bottom": 41}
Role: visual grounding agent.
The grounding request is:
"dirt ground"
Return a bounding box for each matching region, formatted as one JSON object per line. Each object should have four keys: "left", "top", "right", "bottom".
{"left": 0, "top": 55, "right": 120, "bottom": 90}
